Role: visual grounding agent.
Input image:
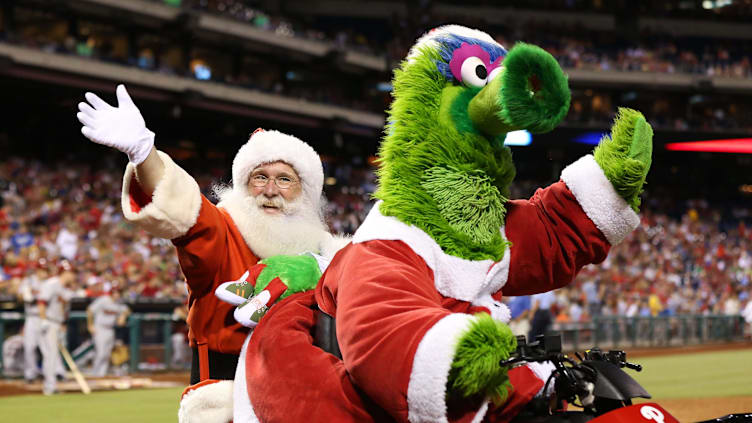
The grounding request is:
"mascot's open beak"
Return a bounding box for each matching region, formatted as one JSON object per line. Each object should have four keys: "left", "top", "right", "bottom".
{"left": 468, "top": 43, "right": 571, "bottom": 138}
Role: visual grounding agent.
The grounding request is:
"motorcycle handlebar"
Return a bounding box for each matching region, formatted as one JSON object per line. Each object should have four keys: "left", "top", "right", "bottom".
{"left": 500, "top": 334, "right": 643, "bottom": 373}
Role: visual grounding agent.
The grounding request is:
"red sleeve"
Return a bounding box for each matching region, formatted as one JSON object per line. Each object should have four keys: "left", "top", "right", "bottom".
{"left": 502, "top": 181, "right": 610, "bottom": 296}
{"left": 127, "top": 174, "right": 152, "bottom": 213}
{"left": 171, "top": 196, "right": 230, "bottom": 296}
{"left": 317, "top": 240, "right": 449, "bottom": 421}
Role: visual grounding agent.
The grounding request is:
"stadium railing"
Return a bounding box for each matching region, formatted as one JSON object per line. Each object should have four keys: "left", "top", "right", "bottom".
{"left": 552, "top": 314, "right": 747, "bottom": 351}
{"left": 0, "top": 311, "right": 178, "bottom": 376}
{"left": 1, "top": 312, "right": 746, "bottom": 377}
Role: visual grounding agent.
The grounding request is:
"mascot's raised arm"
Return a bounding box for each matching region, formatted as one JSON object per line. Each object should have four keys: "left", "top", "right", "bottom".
{"left": 220, "top": 24, "right": 652, "bottom": 423}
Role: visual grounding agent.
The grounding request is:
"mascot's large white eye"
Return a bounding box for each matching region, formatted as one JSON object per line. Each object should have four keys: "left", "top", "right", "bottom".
{"left": 488, "top": 66, "right": 503, "bottom": 82}
{"left": 460, "top": 56, "right": 488, "bottom": 88}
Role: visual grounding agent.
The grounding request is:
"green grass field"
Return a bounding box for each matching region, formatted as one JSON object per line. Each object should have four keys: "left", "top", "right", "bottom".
{"left": 0, "top": 387, "right": 184, "bottom": 423}
{"left": 630, "top": 349, "right": 752, "bottom": 399}
{"left": 1, "top": 349, "right": 750, "bottom": 421}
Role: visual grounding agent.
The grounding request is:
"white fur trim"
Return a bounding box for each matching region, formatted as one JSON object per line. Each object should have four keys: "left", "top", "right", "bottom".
{"left": 121, "top": 151, "right": 201, "bottom": 239}
{"left": 178, "top": 380, "right": 234, "bottom": 423}
{"left": 233, "top": 332, "right": 261, "bottom": 423}
{"left": 407, "top": 25, "right": 503, "bottom": 62}
{"left": 560, "top": 155, "right": 640, "bottom": 245}
{"left": 472, "top": 295, "right": 511, "bottom": 324}
{"left": 319, "top": 233, "right": 352, "bottom": 260}
{"left": 353, "top": 202, "right": 510, "bottom": 310}
{"left": 232, "top": 129, "right": 323, "bottom": 207}
{"left": 407, "top": 313, "right": 474, "bottom": 423}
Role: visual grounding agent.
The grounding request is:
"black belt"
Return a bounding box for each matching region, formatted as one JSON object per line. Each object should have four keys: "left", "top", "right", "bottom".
{"left": 190, "top": 348, "right": 239, "bottom": 385}
{"left": 313, "top": 307, "right": 342, "bottom": 360}
{"left": 188, "top": 307, "right": 340, "bottom": 385}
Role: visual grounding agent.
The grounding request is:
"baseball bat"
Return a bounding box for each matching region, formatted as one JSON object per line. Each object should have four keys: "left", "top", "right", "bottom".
{"left": 58, "top": 341, "right": 92, "bottom": 394}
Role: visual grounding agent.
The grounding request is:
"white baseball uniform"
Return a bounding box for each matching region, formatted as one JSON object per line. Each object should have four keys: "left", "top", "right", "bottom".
{"left": 18, "top": 274, "right": 42, "bottom": 381}
{"left": 88, "top": 294, "right": 129, "bottom": 377}
{"left": 38, "top": 276, "right": 68, "bottom": 395}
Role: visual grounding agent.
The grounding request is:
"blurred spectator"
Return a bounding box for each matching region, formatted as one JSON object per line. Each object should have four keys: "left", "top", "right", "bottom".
{"left": 3, "top": 1, "right": 752, "bottom": 132}
{"left": 742, "top": 294, "right": 752, "bottom": 339}
{"left": 56, "top": 220, "right": 79, "bottom": 261}
{"left": 2, "top": 151, "right": 751, "bottom": 325}
{"left": 529, "top": 291, "right": 556, "bottom": 339}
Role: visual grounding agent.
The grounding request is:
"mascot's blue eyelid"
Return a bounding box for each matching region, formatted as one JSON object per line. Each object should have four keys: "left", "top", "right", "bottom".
{"left": 434, "top": 34, "right": 507, "bottom": 81}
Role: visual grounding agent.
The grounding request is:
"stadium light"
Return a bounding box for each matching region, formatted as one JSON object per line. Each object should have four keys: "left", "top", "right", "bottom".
{"left": 664, "top": 138, "right": 752, "bottom": 154}
{"left": 573, "top": 131, "right": 606, "bottom": 145}
{"left": 503, "top": 130, "right": 532, "bottom": 146}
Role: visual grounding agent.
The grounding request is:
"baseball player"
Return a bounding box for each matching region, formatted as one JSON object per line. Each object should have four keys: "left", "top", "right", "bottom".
{"left": 17, "top": 263, "right": 46, "bottom": 382}
{"left": 1, "top": 332, "right": 24, "bottom": 377}
{"left": 87, "top": 287, "right": 130, "bottom": 377}
{"left": 38, "top": 269, "right": 73, "bottom": 395}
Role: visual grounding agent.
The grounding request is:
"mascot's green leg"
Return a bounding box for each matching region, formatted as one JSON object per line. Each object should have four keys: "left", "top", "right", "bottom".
{"left": 593, "top": 108, "right": 654, "bottom": 212}
{"left": 448, "top": 314, "right": 517, "bottom": 406}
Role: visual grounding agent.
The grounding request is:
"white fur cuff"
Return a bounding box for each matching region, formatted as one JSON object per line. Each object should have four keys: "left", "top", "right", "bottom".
{"left": 178, "top": 380, "right": 234, "bottom": 423}
{"left": 527, "top": 361, "right": 557, "bottom": 397}
{"left": 471, "top": 294, "right": 511, "bottom": 324}
{"left": 408, "top": 313, "right": 486, "bottom": 423}
{"left": 121, "top": 151, "right": 202, "bottom": 239}
{"left": 560, "top": 155, "right": 640, "bottom": 245}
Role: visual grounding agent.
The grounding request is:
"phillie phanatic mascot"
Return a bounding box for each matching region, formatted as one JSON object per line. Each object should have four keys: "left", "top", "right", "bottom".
{"left": 215, "top": 24, "right": 653, "bottom": 422}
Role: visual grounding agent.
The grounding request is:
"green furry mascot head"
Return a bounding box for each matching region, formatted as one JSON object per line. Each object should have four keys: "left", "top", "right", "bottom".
{"left": 374, "top": 25, "right": 571, "bottom": 261}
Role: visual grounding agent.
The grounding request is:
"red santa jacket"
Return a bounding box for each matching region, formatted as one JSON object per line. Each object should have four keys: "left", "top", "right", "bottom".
{"left": 239, "top": 155, "right": 640, "bottom": 422}
{"left": 123, "top": 152, "right": 254, "bottom": 354}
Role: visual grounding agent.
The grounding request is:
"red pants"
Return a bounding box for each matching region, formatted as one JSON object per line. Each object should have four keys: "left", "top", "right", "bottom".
{"left": 241, "top": 291, "right": 542, "bottom": 423}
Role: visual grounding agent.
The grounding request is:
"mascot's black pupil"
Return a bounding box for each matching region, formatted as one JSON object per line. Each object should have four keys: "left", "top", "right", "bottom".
{"left": 475, "top": 65, "right": 487, "bottom": 79}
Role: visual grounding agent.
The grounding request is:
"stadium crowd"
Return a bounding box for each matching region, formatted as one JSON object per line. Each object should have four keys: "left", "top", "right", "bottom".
{"left": 544, "top": 204, "right": 752, "bottom": 323}
{"left": 2, "top": 1, "right": 751, "bottom": 132}
{"left": 1, "top": 155, "right": 751, "bottom": 328}
{"left": 181, "top": 0, "right": 752, "bottom": 78}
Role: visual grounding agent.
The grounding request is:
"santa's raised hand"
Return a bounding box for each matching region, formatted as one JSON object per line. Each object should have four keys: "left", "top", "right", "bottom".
{"left": 77, "top": 84, "right": 155, "bottom": 165}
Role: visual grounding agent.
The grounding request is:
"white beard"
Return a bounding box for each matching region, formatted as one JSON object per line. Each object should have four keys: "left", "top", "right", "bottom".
{"left": 215, "top": 187, "right": 330, "bottom": 259}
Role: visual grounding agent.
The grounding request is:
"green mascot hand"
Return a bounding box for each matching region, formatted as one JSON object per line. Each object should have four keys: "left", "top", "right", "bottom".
{"left": 447, "top": 314, "right": 517, "bottom": 406}
{"left": 214, "top": 254, "right": 322, "bottom": 327}
{"left": 593, "top": 108, "right": 653, "bottom": 212}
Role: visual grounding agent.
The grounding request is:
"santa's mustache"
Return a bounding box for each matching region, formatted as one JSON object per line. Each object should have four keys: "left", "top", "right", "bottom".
{"left": 256, "top": 195, "right": 285, "bottom": 209}
{"left": 253, "top": 195, "right": 301, "bottom": 216}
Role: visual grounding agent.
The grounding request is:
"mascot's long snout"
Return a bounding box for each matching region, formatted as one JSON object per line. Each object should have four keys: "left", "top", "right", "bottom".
{"left": 469, "top": 42, "right": 570, "bottom": 137}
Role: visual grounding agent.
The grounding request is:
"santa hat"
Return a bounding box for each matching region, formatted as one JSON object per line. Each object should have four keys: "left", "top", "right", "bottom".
{"left": 232, "top": 128, "right": 324, "bottom": 205}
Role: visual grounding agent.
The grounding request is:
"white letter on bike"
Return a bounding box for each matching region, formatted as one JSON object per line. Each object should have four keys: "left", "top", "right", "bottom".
{"left": 640, "top": 406, "right": 664, "bottom": 423}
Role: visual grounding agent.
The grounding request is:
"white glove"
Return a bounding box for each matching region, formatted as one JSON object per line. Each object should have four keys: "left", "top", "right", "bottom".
{"left": 77, "top": 84, "right": 155, "bottom": 165}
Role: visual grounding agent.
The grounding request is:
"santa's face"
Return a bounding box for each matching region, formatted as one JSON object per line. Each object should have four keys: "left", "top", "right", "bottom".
{"left": 214, "top": 161, "right": 327, "bottom": 259}
{"left": 248, "top": 161, "right": 303, "bottom": 216}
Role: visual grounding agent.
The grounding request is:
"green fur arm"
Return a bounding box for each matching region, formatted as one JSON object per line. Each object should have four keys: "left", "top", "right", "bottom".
{"left": 255, "top": 254, "right": 322, "bottom": 299}
{"left": 448, "top": 313, "right": 517, "bottom": 406}
{"left": 593, "top": 108, "right": 654, "bottom": 212}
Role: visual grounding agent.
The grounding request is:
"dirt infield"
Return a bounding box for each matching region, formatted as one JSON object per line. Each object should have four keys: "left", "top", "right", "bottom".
{"left": 0, "top": 372, "right": 189, "bottom": 397}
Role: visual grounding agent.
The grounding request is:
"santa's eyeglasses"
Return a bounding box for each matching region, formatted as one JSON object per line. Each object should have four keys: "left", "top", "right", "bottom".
{"left": 250, "top": 174, "right": 299, "bottom": 189}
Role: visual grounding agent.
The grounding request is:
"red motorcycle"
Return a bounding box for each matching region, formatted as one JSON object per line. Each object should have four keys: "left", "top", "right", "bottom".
{"left": 503, "top": 334, "right": 750, "bottom": 423}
